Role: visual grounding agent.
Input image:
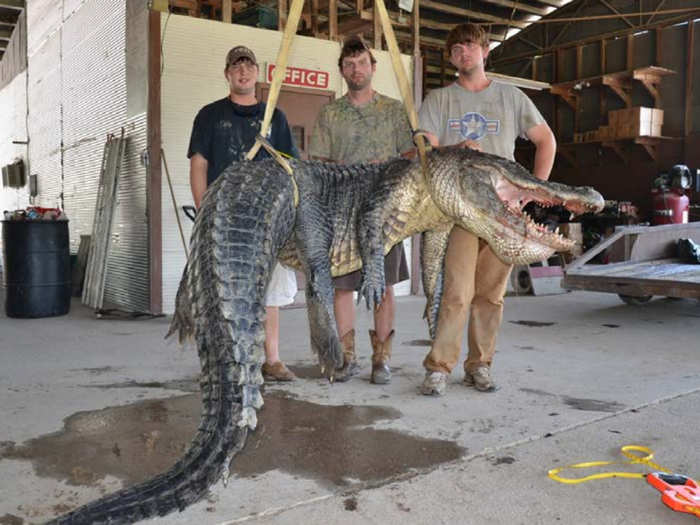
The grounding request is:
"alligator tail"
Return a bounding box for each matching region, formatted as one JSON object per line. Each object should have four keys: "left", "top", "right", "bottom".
{"left": 49, "top": 160, "right": 296, "bottom": 524}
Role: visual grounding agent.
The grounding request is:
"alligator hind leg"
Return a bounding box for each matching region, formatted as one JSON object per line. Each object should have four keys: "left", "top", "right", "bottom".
{"left": 421, "top": 227, "right": 452, "bottom": 339}
{"left": 295, "top": 221, "right": 343, "bottom": 380}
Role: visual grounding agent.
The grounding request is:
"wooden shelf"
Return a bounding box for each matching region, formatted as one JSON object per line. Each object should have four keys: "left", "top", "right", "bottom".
{"left": 550, "top": 66, "right": 676, "bottom": 109}
{"left": 558, "top": 135, "right": 682, "bottom": 165}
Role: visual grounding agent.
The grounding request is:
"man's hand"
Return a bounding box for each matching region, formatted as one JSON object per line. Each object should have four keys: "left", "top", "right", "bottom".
{"left": 456, "top": 139, "right": 482, "bottom": 151}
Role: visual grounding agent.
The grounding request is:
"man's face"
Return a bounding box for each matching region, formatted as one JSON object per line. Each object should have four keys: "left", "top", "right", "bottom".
{"left": 225, "top": 58, "right": 258, "bottom": 96}
{"left": 340, "top": 51, "right": 376, "bottom": 91}
{"left": 449, "top": 39, "right": 489, "bottom": 75}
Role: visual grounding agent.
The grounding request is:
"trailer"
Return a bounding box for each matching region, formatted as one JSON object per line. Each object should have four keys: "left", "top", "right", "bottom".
{"left": 562, "top": 222, "right": 700, "bottom": 304}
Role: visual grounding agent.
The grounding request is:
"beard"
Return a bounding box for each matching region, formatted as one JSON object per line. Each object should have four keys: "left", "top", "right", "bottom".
{"left": 345, "top": 74, "right": 371, "bottom": 92}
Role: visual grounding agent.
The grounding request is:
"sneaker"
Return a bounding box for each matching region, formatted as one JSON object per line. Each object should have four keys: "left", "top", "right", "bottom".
{"left": 464, "top": 366, "right": 496, "bottom": 392}
{"left": 420, "top": 371, "right": 448, "bottom": 396}
{"left": 262, "top": 361, "right": 296, "bottom": 382}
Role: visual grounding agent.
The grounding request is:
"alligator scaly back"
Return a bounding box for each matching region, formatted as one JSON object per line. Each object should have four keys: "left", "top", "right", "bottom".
{"left": 50, "top": 160, "right": 296, "bottom": 524}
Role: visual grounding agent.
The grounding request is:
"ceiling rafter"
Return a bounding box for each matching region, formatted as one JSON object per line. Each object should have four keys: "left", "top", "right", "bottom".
{"left": 419, "top": 0, "right": 529, "bottom": 29}
{"left": 598, "top": 0, "right": 634, "bottom": 29}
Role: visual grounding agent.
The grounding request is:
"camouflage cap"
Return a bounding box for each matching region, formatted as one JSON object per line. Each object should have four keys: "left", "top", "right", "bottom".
{"left": 226, "top": 45, "right": 258, "bottom": 67}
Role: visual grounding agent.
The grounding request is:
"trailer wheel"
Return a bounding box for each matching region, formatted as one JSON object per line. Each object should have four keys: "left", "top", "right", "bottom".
{"left": 618, "top": 294, "right": 653, "bottom": 305}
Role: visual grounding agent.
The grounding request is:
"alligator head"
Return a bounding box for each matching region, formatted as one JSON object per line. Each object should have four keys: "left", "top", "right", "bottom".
{"left": 426, "top": 147, "right": 604, "bottom": 265}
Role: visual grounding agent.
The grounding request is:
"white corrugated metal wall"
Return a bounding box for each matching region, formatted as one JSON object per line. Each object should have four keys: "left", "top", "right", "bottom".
{"left": 21, "top": 0, "right": 150, "bottom": 311}
{"left": 159, "top": 13, "right": 414, "bottom": 313}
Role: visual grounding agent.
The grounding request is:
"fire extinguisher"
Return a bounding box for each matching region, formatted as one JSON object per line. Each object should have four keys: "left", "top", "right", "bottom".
{"left": 651, "top": 165, "right": 693, "bottom": 225}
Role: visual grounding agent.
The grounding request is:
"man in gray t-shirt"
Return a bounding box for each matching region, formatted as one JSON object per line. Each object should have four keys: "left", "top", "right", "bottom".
{"left": 418, "top": 23, "right": 556, "bottom": 397}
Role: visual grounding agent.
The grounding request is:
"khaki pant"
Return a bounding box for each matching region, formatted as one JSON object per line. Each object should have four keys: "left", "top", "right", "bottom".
{"left": 423, "top": 226, "right": 512, "bottom": 375}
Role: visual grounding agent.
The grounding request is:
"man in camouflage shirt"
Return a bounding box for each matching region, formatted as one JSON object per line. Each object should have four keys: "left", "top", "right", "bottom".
{"left": 309, "top": 35, "right": 414, "bottom": 385}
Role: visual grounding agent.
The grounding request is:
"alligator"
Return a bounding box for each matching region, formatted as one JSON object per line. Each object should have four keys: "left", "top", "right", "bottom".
{"left": 50, "top": 147, "right": 603, "bottom": 524}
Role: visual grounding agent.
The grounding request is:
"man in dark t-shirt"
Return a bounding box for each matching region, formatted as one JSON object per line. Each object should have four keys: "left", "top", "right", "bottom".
{"left": 187, "top": 45, "right": 299, "bottom": 382}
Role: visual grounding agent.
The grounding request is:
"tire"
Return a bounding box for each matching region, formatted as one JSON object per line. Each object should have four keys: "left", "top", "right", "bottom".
{"left": 618, "top": 294, "right": 653, "bottom": 305}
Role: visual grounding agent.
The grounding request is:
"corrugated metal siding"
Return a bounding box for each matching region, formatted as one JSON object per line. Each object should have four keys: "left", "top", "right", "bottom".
{"left": 159, "top": 13, "right": 413, "bottom": 312}
{"left": 0, "top": 72, "right": 30, "bottom": 264}
{"left": 21, "top": 0, "right": 150, "bottom": 311}
{"left": 27, "top": 33, "right": 63, "bottom": 209}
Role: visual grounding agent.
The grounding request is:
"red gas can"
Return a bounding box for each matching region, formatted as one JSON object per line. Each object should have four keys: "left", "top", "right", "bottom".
{"left": 651, "top": 188, "right": 690, "bottom": 225}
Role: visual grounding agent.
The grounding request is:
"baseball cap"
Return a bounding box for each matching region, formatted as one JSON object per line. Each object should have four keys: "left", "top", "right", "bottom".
{"left": 226, "top": 46, "right": 258, "bottom": 67}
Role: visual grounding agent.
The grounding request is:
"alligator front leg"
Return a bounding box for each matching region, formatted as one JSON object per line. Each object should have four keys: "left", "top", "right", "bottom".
{"left": 357, "top": 205, "right": 387, "bottom": 311}
{"left": 295, "top": 211, "right": 344, "bottom": 379}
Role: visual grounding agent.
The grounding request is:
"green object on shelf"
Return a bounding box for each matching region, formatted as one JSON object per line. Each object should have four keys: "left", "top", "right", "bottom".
{"left": 233, "top": 5, "right": 277, "bottom": 29}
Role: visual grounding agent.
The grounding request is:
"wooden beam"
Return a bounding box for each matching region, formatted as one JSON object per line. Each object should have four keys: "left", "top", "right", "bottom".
{"left": 311, "top": 0, "right": 319, "bottom": 35}
{"left": 599, "top": 0, "right": 635, "bottom": 29}
{"left": 361, "top": 9, "right": 504, "bottom": 41}
{"left": 419, "top": 0, "right": 528, "bottom": 29}
{"left": 329, "top": 0, "right": 337, "bottom": 41}
{"left": 373, "top": 0, "right": 382, "bottom": 49}
{"left": 600, "top": 38, "right": 606, "bottom": 74}
{"left": 655, "top": 27, "right": 662, "bottom": 66}
{"left": 576, "top": 45, "right": 583, "bottom": 79}
{"left": 278, "top": 0, "right": 288, "bottom": 30}
{"left": 412, "top": 0, "right": 419, "bottom": 56}
{"left": 147, "top": 11, "right": 163, "bottom": 315}
{"left": 626, "top": 33, "right": 634, "bottom": 69}
{"left": 479, "top": 0, "right": 549, "bottom": 17}
{"left": 221, "top": 0, "right": 232, "bottom": 22}
{"left": 685, "top": 20, "right": 695, "bottom": 137}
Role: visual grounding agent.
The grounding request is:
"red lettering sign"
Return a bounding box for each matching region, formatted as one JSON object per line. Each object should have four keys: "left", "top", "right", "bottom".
{"left": 267, "top": 64, "right": 330, "bottom": 89}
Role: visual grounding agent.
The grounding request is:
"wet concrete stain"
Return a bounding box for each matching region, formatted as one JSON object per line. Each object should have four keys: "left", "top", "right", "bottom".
{"left": 287, "top": 364, "right": 325, "bottom": 380}
{"left": 491, "top": 456, "right": 515, "bottom": 465}
{"left": 520, "top": 389, "right": 625, "bottom": 413}
{"left": 519, "top": 388, "right": 556, "bottom": 397}
{"left": 509, "top": 320, "right": 556, "bottom": 327}
{"left": 402, "top": 339, "right": 432, "bottom": 347}
{"left": 82, "top": 377, "right": 199, "bottom": 392}
{"left": 563, "top": 396, "right": 625, "bottom": 412}
{"left": 516, "top": 345, "right": 537, "bottom": 350}
{"left": 0, "top": 514, "right": 24, "bottom": 525}
{"left": 234, "top": 393, "right": 465, "bottom": 486}
{"left": 602, "top": 324, "right": 620, "bottom": 328}
{"left": 69, "top": 367, "right": 122, "bottom": 375}
{"left": 343, "top": 497, "right": 358, "bottom": 511}
{"left": 1, "top": 392, "right": 464, "bottom": 491}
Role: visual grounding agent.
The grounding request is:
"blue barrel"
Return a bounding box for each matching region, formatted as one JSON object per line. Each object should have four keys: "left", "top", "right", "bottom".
{"left": 2, "top": 220, "right": 71, "bottom": 318}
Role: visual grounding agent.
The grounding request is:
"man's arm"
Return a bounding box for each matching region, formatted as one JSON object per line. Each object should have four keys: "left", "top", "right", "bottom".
{"left": 526, "top": 122, "right": 556, "bottom": 181}
{"left": 190, "top": 153, "right": 208, "bottom": 209}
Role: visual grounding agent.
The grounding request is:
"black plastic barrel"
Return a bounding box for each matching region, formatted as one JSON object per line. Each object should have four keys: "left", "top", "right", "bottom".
{"left": 2, "top": 220, "right": 71, "bottom": 318}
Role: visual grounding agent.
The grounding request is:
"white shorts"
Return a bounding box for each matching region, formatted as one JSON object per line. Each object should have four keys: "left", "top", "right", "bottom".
{"left": 265, "top": 263, "right": 298, "bottom": 307}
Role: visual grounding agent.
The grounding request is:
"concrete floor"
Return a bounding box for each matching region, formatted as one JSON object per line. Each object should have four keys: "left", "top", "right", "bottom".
{"left": 1, "top": 289, "right": 700, "bottom": 524}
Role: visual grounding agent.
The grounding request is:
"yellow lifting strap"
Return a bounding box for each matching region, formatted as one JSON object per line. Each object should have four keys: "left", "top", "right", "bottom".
{"left": 244, "top": 0, "right": 304, "bottom": 206}
{"left": 548, "top": 445, "right": 671, "bottom": 484}
{"left": 373, "top": 0, "right": 429, "bottom": 178}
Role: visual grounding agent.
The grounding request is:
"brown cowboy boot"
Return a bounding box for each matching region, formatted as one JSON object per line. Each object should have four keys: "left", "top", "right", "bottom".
{"left": 369, "top": 329, "right": 394, "bottom": 385}
{"left": 334, "top": 329, "right": 359, "bottom": 382}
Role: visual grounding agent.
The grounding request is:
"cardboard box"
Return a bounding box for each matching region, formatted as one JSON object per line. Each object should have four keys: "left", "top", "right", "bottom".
{"left": 608, "top": 107, "right": 664, "bottom": 138}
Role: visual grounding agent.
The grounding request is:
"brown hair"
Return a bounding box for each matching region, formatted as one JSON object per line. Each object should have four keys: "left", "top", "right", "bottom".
{"left": 338, "top": 35, "right": 376, "bottom": 69}
{"left": 445, "top": 23, "right": 489, "bottom": 53}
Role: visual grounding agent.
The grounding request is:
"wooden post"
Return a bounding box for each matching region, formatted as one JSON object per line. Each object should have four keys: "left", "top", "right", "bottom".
{"left": 311, "top": 0, "right": 319, "bottom": 35}
{"left": 278, "top": 0, "right": 288, "bottom": 31}
{"left": 329, "top": 0, "right": 337, "bottom": 41}
{"left": 411, "top": 46, "right": 423, "bottom": 295}
{"left": 412, "top": 0, "right": 420, "bottom": 56}
{"left": 373, "top": 0, "right": 382, "bottom": 49}
{"left": 222, "top": 0, "right": 232, "bottom": 23}
{"left": 600, "top": 39, "right": 607, "bottom": 125}
{"left": 626, "top": 33, "right": 634, "bottom": 70}
{"left": 685, "top": 20, "right": 695, "bottom": 138}
{"left": 655, "top": 28, "right": 662, "bottom": 66}
{"left": 147, "top": 10, "right": 163, "bottom": 315}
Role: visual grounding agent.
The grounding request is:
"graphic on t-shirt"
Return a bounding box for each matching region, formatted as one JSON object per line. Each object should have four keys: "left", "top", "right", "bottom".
{"left": 448, "top": 112, "right": 500, "bottom": 141}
